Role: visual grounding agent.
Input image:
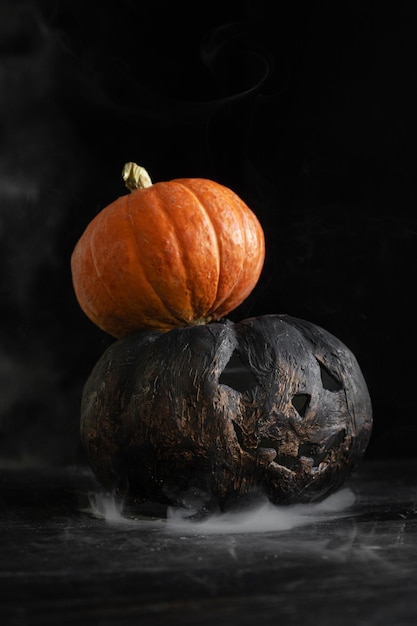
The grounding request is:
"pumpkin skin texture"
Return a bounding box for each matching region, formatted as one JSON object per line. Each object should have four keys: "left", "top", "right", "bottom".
{"left": 70, "top": 176, "right": 265, "bottom": 338}
{"left": 80, "top": 315, "right": 372, "bottom": 511}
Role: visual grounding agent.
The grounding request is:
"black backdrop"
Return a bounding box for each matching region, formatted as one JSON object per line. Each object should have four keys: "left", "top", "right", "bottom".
{"left": 1, "top": 0, "right": 416, "bottom": 465}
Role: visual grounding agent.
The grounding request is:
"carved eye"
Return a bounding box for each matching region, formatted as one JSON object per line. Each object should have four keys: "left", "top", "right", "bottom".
{"left": 317, "top": 359, "right": 343, "bottom": 391}
{"left": 219, "top": 350, "right": 259, "bottom": 392}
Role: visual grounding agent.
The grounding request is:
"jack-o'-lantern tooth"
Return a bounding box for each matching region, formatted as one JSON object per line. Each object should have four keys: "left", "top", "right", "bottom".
{"left": 299, "top": 456, "right": 315, "bottom": 469}
{"left": 257, "top": 447, "right": 277, "bottom": 463}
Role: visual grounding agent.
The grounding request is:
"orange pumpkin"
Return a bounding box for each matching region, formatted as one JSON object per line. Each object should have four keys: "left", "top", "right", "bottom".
{"left": 71, "top": 163, "right": 265, "bottom": 337}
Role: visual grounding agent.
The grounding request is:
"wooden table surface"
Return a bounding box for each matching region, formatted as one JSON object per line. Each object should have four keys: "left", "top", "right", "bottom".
{"left": 1, "top": 458, "right": 416, "bottom": 625}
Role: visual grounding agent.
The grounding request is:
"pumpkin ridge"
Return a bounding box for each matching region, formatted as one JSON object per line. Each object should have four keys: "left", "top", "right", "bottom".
{"left": 126, "top": 193, "right": 188, "bottom": 326}
{"left": 206, "top": 190, "right": 246, "bottom": 315}
{"left": 211, "top": 193, "right": 247, "bottom": 314}
{"left": 150, "top": 187, "right": 197, "bottom": 320}
{"left": 175, "top": 181, "right": 221, "bottom": 314}
{"left": 71, "top": 260, "right": 112, "bottom": 332}
{"left": 176, "top": 180, "right": 250, "bottom": 316}
{"left": 88, "top": 230, "right": 131, "bottom": 322}
{"left": 210, "top": 194, "right": 262, "bottom": 318}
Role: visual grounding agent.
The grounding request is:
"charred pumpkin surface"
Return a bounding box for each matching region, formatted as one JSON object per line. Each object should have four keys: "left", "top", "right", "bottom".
{"left": 81, "top": 315, "right": 372, "bottom": 511}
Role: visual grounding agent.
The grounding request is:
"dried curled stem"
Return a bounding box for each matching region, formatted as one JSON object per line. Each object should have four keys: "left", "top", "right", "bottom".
{"left": 122, "top": 162, "right": 153, "bottom": 192}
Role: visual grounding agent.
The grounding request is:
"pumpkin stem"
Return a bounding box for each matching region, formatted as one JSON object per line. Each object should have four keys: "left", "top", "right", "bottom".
{"left": 122, "top": 162, "right": 153, "bottom": 191}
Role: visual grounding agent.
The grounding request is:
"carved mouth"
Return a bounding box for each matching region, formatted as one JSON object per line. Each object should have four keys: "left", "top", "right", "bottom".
{"left": 232, "top": 420, "right": 346, "bottom": 474}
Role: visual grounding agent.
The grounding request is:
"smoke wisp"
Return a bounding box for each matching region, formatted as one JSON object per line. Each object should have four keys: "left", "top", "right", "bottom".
{"left": 83, "top": 487, "right": 356, "bottom": 535}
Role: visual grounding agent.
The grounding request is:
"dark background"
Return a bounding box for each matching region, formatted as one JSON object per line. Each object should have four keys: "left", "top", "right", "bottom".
{"left": 0, "top": 0, "right": 416, "bottom": 466}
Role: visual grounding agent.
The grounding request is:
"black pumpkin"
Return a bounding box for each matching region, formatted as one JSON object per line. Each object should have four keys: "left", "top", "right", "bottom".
{"left": 80, "top": 315, "right": 372, "bottom": 511}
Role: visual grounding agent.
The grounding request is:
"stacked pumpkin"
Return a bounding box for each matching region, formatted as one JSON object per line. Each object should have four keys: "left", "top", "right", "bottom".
{"left": 71, "top": 163, "right": 372, "bottom": 512}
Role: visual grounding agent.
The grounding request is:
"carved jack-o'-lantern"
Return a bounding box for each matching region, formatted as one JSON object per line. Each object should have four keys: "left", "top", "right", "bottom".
{"left": 80, "top": 314, "right": 372, "bottom": 510}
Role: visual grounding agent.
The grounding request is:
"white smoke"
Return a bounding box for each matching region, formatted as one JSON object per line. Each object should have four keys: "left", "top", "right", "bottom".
{"left": 83, "top": 487, "right": 356, "bottom": 534}
{"left": 166, "top": 488, "right": 356, "bottom": 534}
